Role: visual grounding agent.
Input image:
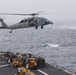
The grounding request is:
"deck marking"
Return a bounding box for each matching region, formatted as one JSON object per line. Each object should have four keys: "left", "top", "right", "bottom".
{"left": 37, "top": 69, "right": 49, "bottom": 75}
{"left": 50, "top": 63, "right": 76, "bottom": 75}
{"left": 0, "top": 64, "right": 9, "bottom": 68}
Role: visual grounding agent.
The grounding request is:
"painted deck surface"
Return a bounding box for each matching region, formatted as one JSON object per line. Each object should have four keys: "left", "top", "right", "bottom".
{"left": 0, "top": 55, "right": 74, "bottom": 75}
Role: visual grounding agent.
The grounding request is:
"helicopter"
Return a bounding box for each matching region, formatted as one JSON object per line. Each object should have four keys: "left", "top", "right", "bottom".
{"left": 0, "top": 12, "right": 53, "bottom": 33}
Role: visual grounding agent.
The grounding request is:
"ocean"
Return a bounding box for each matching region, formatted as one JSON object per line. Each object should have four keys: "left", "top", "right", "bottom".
{"left": 0, "top": 20, "right": 76, "bottom": 73}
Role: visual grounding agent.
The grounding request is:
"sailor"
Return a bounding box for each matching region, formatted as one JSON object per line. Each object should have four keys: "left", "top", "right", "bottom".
{"left": 25, "top": 55, "right": 29, "bottom": 69}
{"left": 23, "top": 58, "right": 26, "bottom": 67}
{"left": 17, "top": 67, "right": 21, "bottom": 75}
{"left": 26, "top": 63, "right": 29, "bottom": 69}
{"left": 7, "top": 58, "right": 11, "bottom": 67}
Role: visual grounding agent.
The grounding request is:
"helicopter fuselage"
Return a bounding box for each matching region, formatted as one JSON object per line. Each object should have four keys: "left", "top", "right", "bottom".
{"left": 7, "top": 17, "right": 53, "bottom": 29}
{"left": 0, "top": 17, "right": 53, "bottom": 33}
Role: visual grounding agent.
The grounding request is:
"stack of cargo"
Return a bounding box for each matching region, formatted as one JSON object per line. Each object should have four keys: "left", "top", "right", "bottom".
{"left": 37, "top": 57, "right": 45, "bottom": 68}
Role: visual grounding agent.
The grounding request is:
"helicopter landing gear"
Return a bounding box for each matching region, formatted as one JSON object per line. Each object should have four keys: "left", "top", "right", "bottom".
{"left": 35, "top": 26, "right": 38, "bottom": 29}
{"left": 10, "top": 29, "right": 13, "bottom": 33}
{"left": 41, "top": 26, "right": 44, "bottom": 29}
{"left": 51, "top": 22, "right": 53, "bottom": 25}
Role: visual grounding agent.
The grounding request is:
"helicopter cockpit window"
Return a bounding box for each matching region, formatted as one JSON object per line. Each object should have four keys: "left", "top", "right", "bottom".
{"left": 19, "top": 19, "right": 27, "bottom": 23}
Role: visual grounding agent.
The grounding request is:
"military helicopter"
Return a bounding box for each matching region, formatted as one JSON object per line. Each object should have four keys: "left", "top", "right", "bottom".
{"left": 0, "top": 12, "right": 53, "bottom": 33}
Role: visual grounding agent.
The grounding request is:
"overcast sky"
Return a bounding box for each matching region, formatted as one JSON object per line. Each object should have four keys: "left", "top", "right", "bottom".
{"left": 0, "top": 0, "right": 76, "bottom": 23}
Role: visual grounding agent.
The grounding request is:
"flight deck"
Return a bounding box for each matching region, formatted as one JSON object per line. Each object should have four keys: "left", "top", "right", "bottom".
{"left": 0, "top": 52, "right": 75, "bottom": 75}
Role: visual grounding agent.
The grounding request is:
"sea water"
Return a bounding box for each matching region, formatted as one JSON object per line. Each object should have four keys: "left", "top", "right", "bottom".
{"left": 0, "top": 20, "right": 76, "bottom": 73}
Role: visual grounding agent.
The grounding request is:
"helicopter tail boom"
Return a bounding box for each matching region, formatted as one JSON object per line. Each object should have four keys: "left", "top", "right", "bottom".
{"left": 0, "top": 18, "right": 8, "bottom": 28}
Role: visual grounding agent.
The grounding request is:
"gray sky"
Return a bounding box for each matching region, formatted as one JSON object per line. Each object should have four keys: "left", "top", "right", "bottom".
{"left": 0, "top": 0, "right": 76, "bottom": 23}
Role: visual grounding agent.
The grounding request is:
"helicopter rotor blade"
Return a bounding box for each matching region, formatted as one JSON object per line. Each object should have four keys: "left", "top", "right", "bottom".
{"left": 39, "top": 11, "right": 65, "bottom": 15}
{"left": 35, "top": 11, "right": 44, "bottom": 14}
{"left": 1, "top": 11, "right": 64, "bottom": 17}
{"left": 1, "top": 13, "right": 29, "bottom": 16}
{"left": 1, "top": 11, "right": 44, "bottom": 16}
{"left": 1, "top": 13, "right": 38, "bottom": 16}
{"left": 28, "top": 11, "right": 44, "bottom": 16}
{"left": 2, "top": 11, "right": 64, "bottom": 15}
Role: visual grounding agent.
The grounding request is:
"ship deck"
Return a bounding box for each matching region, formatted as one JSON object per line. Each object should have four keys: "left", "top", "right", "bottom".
{"left": 0, "top": 55, "right": 75, "bottom": 75}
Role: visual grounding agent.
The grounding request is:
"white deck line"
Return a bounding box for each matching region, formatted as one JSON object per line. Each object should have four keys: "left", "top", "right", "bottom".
{"left": 0, "top": 64, "right": 9, "bottom": 68}
{"left": 50, "top": 63, "right": 76, "bottom": 75}
{"left": 37, "top": 69, "right": 49, "bottom": 75}
{"left": 0, "top": 62, "right": 6, "bottom": 63}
